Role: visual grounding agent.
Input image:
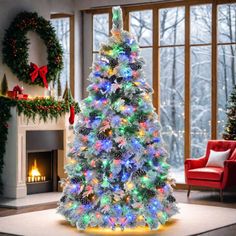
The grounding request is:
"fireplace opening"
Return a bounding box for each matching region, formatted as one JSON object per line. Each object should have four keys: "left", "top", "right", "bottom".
{"left": 26, "top": 151, "right": 58, "bottom": 194}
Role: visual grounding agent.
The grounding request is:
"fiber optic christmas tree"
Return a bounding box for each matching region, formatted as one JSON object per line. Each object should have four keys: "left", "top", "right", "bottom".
{"left": 223, "top": 85, "right": 236, "bottom": 140}
{"left": 58, "top": 6, "right": 178, "bottom": 230}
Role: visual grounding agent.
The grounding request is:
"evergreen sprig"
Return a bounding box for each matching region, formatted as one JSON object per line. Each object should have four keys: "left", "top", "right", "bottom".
{"left": 0, "top": 97, "right": 17, "bottom": 193}
{"left": 17, "top": 97, "right": 79, "bottom": 122}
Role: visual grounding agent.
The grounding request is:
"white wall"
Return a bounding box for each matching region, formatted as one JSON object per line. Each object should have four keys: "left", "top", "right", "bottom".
{"left": 0, "top": 0, "right": 79, "bottom": 98}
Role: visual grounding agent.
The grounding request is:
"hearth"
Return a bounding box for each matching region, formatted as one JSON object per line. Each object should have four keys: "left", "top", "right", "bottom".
{"left": 26, "top": 151, "right": 58, "bottom": 194}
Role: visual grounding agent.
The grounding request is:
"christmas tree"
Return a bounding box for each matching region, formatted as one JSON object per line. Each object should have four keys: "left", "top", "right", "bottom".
{"left": 63, "top": 81, "right": 73, "bottom": 102}
{"left": 58, "top": 6, "right": 178, "bottom": 230}
{"left": 1, "top": 74, "right": 8, "bottom": 96}
{"left": 223, "top": 85, "right": 236, "bottom": 140}
{"left": 57, "top": 76, "right": 62, "bottom": 98}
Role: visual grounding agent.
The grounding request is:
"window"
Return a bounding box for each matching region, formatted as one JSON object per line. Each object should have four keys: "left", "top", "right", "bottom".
{"left": 129, "top": 10, "right": 153, "bottom": 86}
{"left": 217, "top": 4, "right": 236, "bottom": 138}
{"left": 190, "top": 5, "right": 212, "bottom": 157}
{"left": 93, "top": 13, "right": 110, "bottom": 61}
{"left": 51, "top": 14, "right": 74, "bottom": 96}
{"left": 159, "top": 7, "right": 185, "bottom": 183}
{"left": 90, "top": 1, "right": 236, "bottom": 184}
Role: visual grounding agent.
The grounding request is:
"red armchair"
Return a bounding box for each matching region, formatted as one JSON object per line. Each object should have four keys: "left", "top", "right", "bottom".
{"left": 185, "top": 140, "right": 236, "bottom": 201}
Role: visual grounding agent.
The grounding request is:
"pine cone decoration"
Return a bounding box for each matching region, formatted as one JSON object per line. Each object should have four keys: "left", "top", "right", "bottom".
{"left": 60, "top": 195, "right": 67, "bottom": 203}
{"left": 109, "top": 75, "right": 117, "bottom": 83}
{"left": 127, "top": 165, "right": 136, "bottom": 173}
{"left": 167, "top": 195, "right": 176, "bottom": 203}
{"left": 102, "top": 45, "right": 112, "bottom": 52}
{"left": 133, "top": 168, "right": 146, "bottom": 178}
{"left": 156, "top": 181, "right": 166, "bottom": 188}
{"left": 114, "top": 151, "right": 122, "bottom": 159}
{"left": 115, "top": 77, "right": 123, "bottom": 83}
{"left": 80, "top": 196, "right": 90, "bottom": 205}
{"left": 88, "top": 194, "right": 96, "bottom": 202}
{"left": 146, "top": 189, "right": 156, "bottom": 198}
{"left": 90, "top": 111, "right": 98, "bottom": 120}
{"left": 129, "top": 63, "right": 142, "bottom": 71}
{"left": 138, "top": 114, "right": 148, "bottom": 122}
{"left": 71, "top": 177, "right": 81, "bottom": 184}
{"left": 97, "top": 132, "right": 107, "bottom": 140}
{"left": 123, "top": 44, "right": 131, "bottom": 56}
{"left": 109, "top": 58, "right": 118, "bottom": 69}
{"left": 79, "top": 127, "right": 91, "bottom": 135}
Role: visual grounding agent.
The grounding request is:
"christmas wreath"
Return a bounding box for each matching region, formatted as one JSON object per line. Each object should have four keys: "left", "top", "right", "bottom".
{"left": 2, "top": 12, "right": 63, "bottom": 87}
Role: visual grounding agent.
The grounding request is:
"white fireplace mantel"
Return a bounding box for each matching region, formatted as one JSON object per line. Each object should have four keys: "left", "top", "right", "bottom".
{"left": 2, "top": 107, "right": 71, "bottom": 199}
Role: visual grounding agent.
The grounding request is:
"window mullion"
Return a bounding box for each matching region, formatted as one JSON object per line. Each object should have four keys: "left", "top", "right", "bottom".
{"left": 212, "top": 1, "right": 217, "bottom": 139}
{"left": 185, "top": 5, "right": 191, "bottom": 160}
{"left": 153, "top": 7, "right": 159, "bottom": 115}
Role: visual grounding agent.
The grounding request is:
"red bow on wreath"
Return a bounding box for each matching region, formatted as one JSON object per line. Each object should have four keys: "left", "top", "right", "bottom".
{"left": 30, "top": 62, "right": 48, "bottom": 88}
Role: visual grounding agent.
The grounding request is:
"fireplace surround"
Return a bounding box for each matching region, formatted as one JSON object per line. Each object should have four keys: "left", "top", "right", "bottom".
{"left": 2, "top": 107, "right": 71, "bottom": 199}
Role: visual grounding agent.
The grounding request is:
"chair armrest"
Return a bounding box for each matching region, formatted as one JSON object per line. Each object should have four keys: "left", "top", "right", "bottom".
{"left": 224, "top": 160, "right": 236, "bottom": 167}
{"left": 185, "top": 156, "right": 206, "bottom": 171}
{"left": 222, "top": 160, "right": 236, "bottom": 188}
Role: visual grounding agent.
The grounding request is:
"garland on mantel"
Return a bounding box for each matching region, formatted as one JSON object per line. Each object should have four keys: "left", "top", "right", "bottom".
{"left": 0, "top": 96, "right": 80, "bottom": 194}
{"left": 0, "top": 97, "right": 17, "bottom": 193}
{"left": 17, "top": 97, "right": 80, "bottom": 122}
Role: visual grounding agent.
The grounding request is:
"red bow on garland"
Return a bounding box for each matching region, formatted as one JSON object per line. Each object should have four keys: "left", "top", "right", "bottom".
{"left": 30, "top": 62, "right": 48, "bottom": 88}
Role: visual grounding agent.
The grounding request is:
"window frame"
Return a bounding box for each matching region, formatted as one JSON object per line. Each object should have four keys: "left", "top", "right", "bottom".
{"left": 50, "top": 13, "right": 75, "bottom": 97}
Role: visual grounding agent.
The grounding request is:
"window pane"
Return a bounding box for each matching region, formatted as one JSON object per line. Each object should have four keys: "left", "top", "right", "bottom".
{"left": 191, "top": 46, "right": 211, "bottom": 157}
{"left": 160, "top": 47, "right": 185, "bottom": 183}
{"left": 93, "top": 53, "right": 100, "bottom": 63}
{"left": 159, "top": 7, "right": 185, "bottom": 46}
{"left": 51, "top": 17, "right": 70, "bottom": 93}
{"left": 140, "top": 48, "right": 152, "bottom": 87}
{"left": 93, "top": 14, "right": 109, "bottom": 51}
{"left": 218, "top": 4, "right": 236, "bottom": 43}
{"left": 190, "top": 4, "right": 212, "bottom": 45}
{"left": 217, "top": 45, "right": 236, "bottom": 138}
{"left": 129, "top": 10, "right": 152, "bottom": 46}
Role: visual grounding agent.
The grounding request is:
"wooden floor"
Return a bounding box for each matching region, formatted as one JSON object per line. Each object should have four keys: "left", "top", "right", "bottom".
{"left": 0, "top": 190, "right": 236, "bottom": 235}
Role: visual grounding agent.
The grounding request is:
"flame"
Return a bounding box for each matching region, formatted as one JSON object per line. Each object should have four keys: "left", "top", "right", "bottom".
{"left": 30, "top": 159, "right": 41, "bottom": 177}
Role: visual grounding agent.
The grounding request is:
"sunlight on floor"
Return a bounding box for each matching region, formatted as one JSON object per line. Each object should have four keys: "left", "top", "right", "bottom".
{"left": 83, "top": 220, "right": 177, "bottom": 235}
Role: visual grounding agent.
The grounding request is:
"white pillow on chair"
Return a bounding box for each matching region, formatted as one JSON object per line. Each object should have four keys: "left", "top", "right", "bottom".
{"left": 206, "top": 149, "right": 231, "bottom": 168}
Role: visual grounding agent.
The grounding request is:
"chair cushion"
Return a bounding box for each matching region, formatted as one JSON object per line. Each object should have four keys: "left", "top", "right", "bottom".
{"left": 205, "top": 140, "right": 236, "bottom": 161}
{"left": 206, "top": 149, "right": 230, "bottom": 167}
{"left": 188, "top": 167, "right": 224, "bottom": 181}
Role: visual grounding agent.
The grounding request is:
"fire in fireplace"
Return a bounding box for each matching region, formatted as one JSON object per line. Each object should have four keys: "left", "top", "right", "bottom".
{"left": 27, "top": 159, "right": 46, "bottom": 182}
{"left": 26, "top": 151, "right": 58, "bottom": 194}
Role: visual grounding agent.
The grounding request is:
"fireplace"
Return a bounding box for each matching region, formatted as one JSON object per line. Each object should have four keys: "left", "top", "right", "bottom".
{"left": 2, "top": 109, "right": 70, "bottom": 199}
{"left": 26, "top": 130, "right": 63, "bottom": 195}
{"left": 26, "top": 151, "right": 58, "bottom": 194}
